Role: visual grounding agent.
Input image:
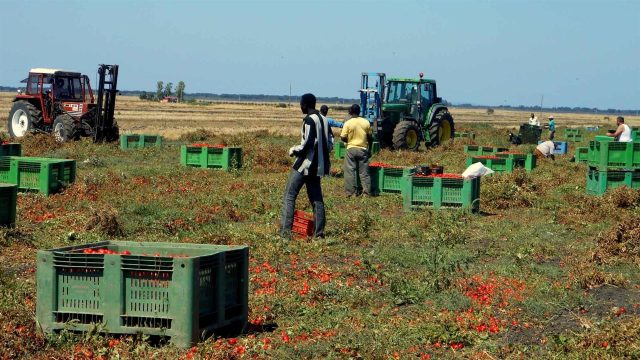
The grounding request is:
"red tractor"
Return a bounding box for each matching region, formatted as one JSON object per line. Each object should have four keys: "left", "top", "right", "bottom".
{"left": 7, "top": 64, "right": 120, "bottom": 143}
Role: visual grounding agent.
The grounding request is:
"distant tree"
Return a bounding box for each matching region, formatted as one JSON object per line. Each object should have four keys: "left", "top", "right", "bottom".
{"left": 156, "top": 81, "right": 164, "bottom": 101}
{"left": 164, "top": 82, "right": 173, "bottom": 97}
{"left": 486, "top": 108, "right": 494, "bottom": 115}
{"left": 139, "top": 91, "right": 148, "bottom": 100}
{"left": 176, "top": 81, "right": 186, "bottom": 102}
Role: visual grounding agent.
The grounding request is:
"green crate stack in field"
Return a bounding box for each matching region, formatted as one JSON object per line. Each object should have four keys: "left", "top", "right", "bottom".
{"left": 120, "top": 134, "right": 163, "bottom": 150}
{"left": 0, "top": 157, "right": 76, "bottom": 195}
{"left": 587, "top": 141, "right": 640, "bottom": 170}
{"left": 402, "top": 175, "right": 480, "bottom": 212}
{"left": 564, "top": 128, "right": 580, "bottom": 136}
{"left": 0, "top": 183, "right": 17, "bottom": 227}
{"left": 463, "top": 145, "right": 508, "bottom": 156}
{"left": 334, "top": 141, "right": 380, "bottom": 159}
{"left": 586, "top": 167, "right": 640, "bottom": 195}
{"left": 37, "top": 241, "right": 249, "bottom": 348}
{"left": 0, "top": 143, "right": 21, "bottom": 157}
{"left": 519, "top": 124, "right": 542, "bottom": 144}
{"left": 369, "top": 166, "right": 415, "bottom": 195}
{"left": 563, "top": 128, "right": 583, "bottom": 142}
{"left": 455, "top": 132, "right": 476, "bottom": 140}
{"left": 466, "top": 156, "right": 515, "bottom": 173}
{"left": 181, "top": 145, "right": 242, "bottom": 170}
{"left": 575, "top": 147, "right": 589, "bottom": 163}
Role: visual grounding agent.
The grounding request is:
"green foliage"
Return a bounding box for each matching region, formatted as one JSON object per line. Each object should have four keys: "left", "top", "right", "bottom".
{"left": 156, "top": 81, "right": 163, "bottom": 100}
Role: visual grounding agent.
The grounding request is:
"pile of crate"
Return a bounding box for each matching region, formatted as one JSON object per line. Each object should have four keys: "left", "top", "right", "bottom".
{"left": 585, "top": 136, "right": 640, "bottom": 195}
{"left": 519, "top": 124, "right": 542, "bottom": 144}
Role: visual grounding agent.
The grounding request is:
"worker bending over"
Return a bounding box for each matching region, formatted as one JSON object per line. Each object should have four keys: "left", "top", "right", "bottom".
{"left": 535, "top": 140, "right": 556, "bottom": 160}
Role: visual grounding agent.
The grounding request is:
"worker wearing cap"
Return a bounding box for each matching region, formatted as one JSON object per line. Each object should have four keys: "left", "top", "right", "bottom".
{"left": 340, "top": 104, "right": 373, "bottom": 196}
{"left": 535, "top": 140, "right": 556, "bottom": 160}
{"left": 548, "top": 115, "right": 556, "bottom": 140}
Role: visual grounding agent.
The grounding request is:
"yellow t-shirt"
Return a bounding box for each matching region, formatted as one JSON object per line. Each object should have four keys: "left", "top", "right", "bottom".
{"left": 340, "top": 117, "right": 372, "bottom": 150}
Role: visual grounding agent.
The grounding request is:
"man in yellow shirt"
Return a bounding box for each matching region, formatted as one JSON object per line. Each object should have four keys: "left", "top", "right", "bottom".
{"left": 340, "top": 104, "right": 373, "bottom": 196}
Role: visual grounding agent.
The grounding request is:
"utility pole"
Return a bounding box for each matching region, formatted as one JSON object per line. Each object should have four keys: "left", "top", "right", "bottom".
{"left": 289, "top": 82, "right": 292, "bottom": 105}
{"left": 540, "top": 94, "right": 544, "bottom": 111}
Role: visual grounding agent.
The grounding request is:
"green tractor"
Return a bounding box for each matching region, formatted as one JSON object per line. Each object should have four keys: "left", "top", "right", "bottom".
{"left": 360, "top": 72, "right": 455, "bottom": 150}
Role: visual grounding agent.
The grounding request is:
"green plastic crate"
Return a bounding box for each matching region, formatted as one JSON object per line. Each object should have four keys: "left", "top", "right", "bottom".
{"left": 181, "top": 145, "right": 242, "bottom": 170}
{"left": 564, "top": 128, "right": 581, "bottom": 136}
{"left": 334, "top": 142, "right": 380, "bottom": 159}
{"left": 463, "top": 145, "right": 508, "bottom": 156}
{"left": 595, "top": 136, "right": 613, "bottom": 143}
{"left": 369, "top": 166, "right": 415, "bottom": 195}
{"left": 120, "top": 134, "right": 163, "bottom": 150}
{"left": 632, "top": 127, "right": 639, "bottom": 142}
{"left": 0, "top": 143, "right": 21, "bottom": 156}
{"left": 575, "top": 147, "right": 589, "bottom": 163}
{"left": 0, "top": 157, "right": 76, "bottom": 195}
{"left": 565, "top": 133, "right": 583, "bottom": 142}
{"left": 455, "top": 132, "right": 476, "bottom": 140}
{"left": 37, "top": 241, "right": 248, "bottom": 348}
{"left": 402, "top": 175, "right": 480, "bottom": 212}
{"left": 0, "top": 183, "right": 17, "bottom": 227}
{"left": 519, "top": 124, "right": 542, "bottom": 144}
{"left": 586, "top": 167, "right": 640, "bottom": 195}
{"left": 587, "top": 141, "right": 640, "bottom": 170}
{"left": 494, "top": 153, "right": 537, "bottom": 171}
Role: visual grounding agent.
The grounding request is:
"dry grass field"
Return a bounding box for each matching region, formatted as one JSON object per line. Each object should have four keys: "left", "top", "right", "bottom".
{"left": 1, "top": 92, "right": 637, "bottom": 138}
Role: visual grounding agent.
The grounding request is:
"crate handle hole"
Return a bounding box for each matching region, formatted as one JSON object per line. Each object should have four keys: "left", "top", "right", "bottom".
{"left": 181, "top": 264, "right": 185, "bottom": 268}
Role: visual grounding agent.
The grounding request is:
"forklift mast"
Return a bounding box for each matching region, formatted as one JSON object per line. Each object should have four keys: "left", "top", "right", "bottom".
{"left": 359, "top": 72, "right": 386, "bottom": 123}
{"left": 94, "top": 64, "right": 119, "bottom": 142}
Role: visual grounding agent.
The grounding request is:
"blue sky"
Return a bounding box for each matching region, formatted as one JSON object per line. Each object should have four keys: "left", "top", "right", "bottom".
{"left": 0, "top": 0, "right": 638, "bottom": 109}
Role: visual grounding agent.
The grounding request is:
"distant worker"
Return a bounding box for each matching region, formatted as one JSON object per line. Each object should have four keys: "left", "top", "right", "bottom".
{"left": 548, "top": 115, "right": 556, "bottom": 140}
{"left": 340, "top": 104, "right": 373, "bottom": 196}
{"left": 280, "top": 93, "right": 333, "bottom": 239}
{"left": 528, "top": 113, "right": 540, "bottom": 126}
{"left": 535, "top": 140, "right": 556, "bottom": 160}
{"left": 607, "top": 116, "right": 632, "bottom": 142}
{"left": 54, "top": 78, "right": 70, "bottom": 98}
{"left": 320, "top": 105, "right": 344, "bottom": 128}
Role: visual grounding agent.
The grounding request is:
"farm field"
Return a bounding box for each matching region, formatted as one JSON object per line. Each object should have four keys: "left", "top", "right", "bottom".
{"left": 1, "top": 98, "right": 639, "bottom": 359}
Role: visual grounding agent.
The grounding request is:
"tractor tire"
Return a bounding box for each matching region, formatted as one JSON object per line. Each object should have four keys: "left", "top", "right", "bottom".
{"left": 52, "top": 114, "right": 77, "bottom": 143}
{"left": 7, "top": 100, "right": 41, "bottom": 138}
{"left": 427, "top": 110, "right": 455, "bottom": 147}
{"left": 392, "top": 121, "right": 421, "bottom": 151}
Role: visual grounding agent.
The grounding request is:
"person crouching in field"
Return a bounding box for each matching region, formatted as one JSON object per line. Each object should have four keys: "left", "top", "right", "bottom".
{"left": 280, "top": 93, "right": 333, "bottom": 239}
{"left": 341, "top": 104, "right": 373, "bottom": 196}
{"left": 535, "top": 140, "right": 556, "bottom": 160}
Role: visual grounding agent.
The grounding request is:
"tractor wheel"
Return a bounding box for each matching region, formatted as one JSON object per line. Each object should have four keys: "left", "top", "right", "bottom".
{"left": 392, "top": 121, "right": 421, "bottom": 151}
{"left": 7, "top": 100, "right": 41, "bottom": 138}
{"left": 427, "top": 110, "right": 455, "bottom": 147}
{"left": 52, "top": 114, "right": 77, "bottom": 143}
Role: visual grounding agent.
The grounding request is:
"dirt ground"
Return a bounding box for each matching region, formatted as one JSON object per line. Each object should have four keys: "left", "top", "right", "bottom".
{"left": 1, "top": 92, "right": 637, "bottom": 139}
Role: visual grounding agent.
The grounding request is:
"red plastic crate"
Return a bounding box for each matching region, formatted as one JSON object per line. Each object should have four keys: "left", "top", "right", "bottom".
{"left": 292, "top": 210, "right": 314, "bottom": 238}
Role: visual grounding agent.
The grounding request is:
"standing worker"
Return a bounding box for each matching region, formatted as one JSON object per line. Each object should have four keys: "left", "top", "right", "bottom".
{"left": 607, "top": 116, "right": 633, "bottom": 142}
{"left": 548, "top": 115, "right": 556, "bottom": 140}
{"left": 320, "top": 105, "right": 344, "bottom": 128}
{"left": 529, "top": 113, "right": 540, "bottom": 126}
{"left": 280, "top": 93, "right": 333, "bottom": 239}
{"left": 340, "top": 104, "right": 373, "bottom": 196}
{"left": 535, "top": 139, "right": 556, "bottom": 160}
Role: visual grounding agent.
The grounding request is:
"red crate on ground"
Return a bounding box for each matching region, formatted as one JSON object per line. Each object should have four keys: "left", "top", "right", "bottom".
{"left": 292, "top": 210, "right": 314, "bottom": 238}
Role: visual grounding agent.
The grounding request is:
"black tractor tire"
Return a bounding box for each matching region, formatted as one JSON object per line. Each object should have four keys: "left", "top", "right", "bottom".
{"left": 392, "top": 121, "right": 421, "bottom": 151}
{"left": 52, "top": 114, "right": 77, "bottom": 143}
{"left": 7, "top": 100, "right": 41, "bottom": 138}
{"left": 427, "top": 110, "right": 455, "bottom": 147}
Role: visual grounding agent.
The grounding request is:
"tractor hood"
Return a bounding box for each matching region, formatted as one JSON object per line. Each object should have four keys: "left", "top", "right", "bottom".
{"left": 382, "top": 103, "right": 409, "bottom": 112}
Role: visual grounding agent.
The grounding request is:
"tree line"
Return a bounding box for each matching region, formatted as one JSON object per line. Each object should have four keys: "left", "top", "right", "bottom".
{"left": 138, "top": 81, "right": 186, "bottom": 102}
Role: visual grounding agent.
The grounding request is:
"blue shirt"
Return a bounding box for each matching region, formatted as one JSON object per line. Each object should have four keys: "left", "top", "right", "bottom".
{"left": 326, "top": 117, "right": 344, "bottom": 128}
{"left": 549, "top": 120, "right": 556, "bottom": 131}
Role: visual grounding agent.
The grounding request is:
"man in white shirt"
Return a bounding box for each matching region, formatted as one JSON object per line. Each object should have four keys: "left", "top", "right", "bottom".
{"left": 535, "top": 140, "right": 556, "bottom": 160}
{"left": 528, "top": 113, "right": 540, "bottom": 126}
{"left": 607, "top": 116, "right": 632, "bottom": 142}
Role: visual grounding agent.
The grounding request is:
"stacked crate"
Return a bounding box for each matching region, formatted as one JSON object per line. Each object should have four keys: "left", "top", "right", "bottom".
{"left": 564, "top": 128, "right": 583, "bottom": 142}
{"left": 586, "top": 139, "right": 640, "bottom": 195}
{"left": 181, "top": 144, "right": 242, "bottom": 170}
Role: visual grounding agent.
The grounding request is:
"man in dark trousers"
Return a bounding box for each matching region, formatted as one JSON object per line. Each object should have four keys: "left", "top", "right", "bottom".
{"left": 280, "top": 93, "right": 333, "bottom": 239}
{"left": 341, "top": 104, "right": 373, "bottom": 196}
